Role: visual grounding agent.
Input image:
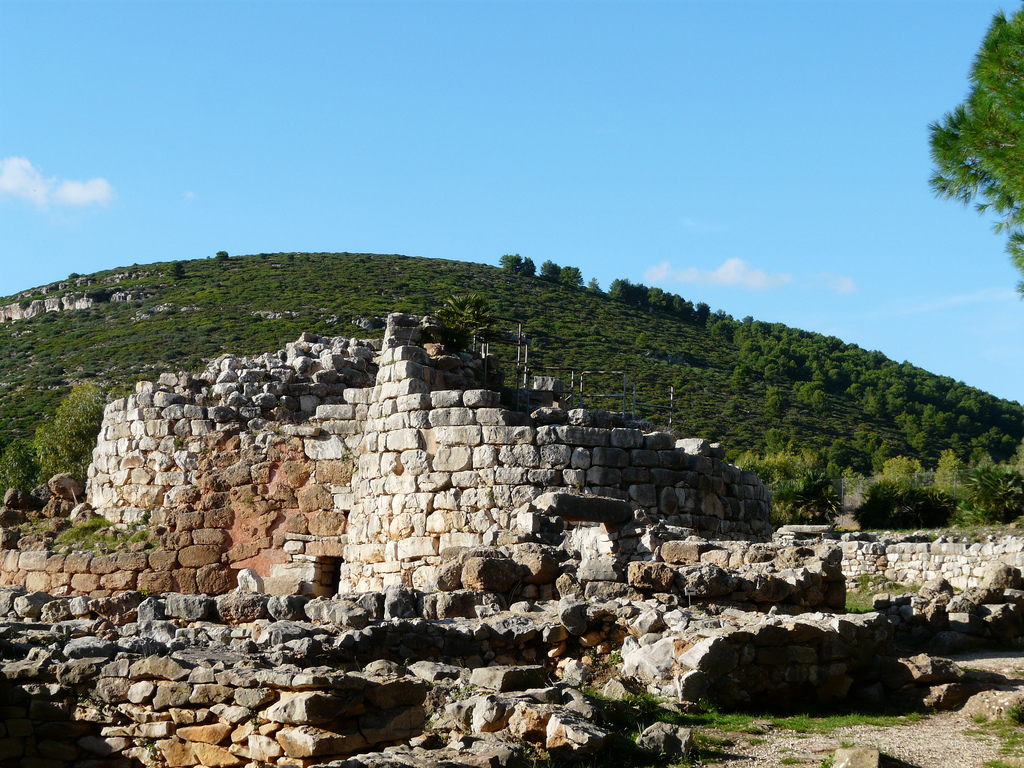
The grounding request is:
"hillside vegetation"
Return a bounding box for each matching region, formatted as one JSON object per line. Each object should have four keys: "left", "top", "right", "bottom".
{"left": 1, "top": 251, "right": 1021, "bottom": 475}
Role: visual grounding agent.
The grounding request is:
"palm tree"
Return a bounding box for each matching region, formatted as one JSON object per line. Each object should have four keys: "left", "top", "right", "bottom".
{"left": 437, "top": 293, "right": 496, "bottom": 353}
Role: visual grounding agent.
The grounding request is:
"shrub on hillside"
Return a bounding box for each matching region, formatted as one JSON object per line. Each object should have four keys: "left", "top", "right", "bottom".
{"left": 854, "top": 479, "right": 955, "bottom": 530}
{"left": 34, "top": 383, "right": 106, "bottom": 483}
{"left": 0, "top": 439, "right": 39, "bottom": 493}
{"left": 961, "top": 463, "right": 1024, "bottom": 524}
{"left": 771, "top": 469, "right": 841, "bottom": 526}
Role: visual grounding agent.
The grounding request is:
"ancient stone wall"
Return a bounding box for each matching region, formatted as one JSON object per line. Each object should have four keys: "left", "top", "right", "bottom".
{"left": 1, "top": 313, "right": 771, "bottom": 599}
{"left": 837, "top": 533, "right": 1024, "bottom": 590}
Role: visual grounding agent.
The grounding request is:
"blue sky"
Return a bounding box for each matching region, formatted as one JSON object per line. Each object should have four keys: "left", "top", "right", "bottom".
{"left": 3, "top": 0, "right": 1023, "bottom": 403}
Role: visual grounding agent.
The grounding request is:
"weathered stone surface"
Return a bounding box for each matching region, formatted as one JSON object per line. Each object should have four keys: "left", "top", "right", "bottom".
{"left": 678, "top": 637, "right": 738, "bottom": 678}
{"left": 545, "top": 708, "right": 613, "bottom": 755}
{"left": 832, "top": 746, "right": 880, "bottom": 768}
{"left": 165, "top": 593, "right": 215, "bottom": 621}
{"left": 275, "top": 726, "right": 367, "bottom": 758}
{"left": 628, "top": 561, "right": 676, "bottom": 591}
{"left": 469, "top": 665, "right": 546, "bottom": 692}
{"left": 304, "top": 597, "right": 370, "bottom": 628}
{"left": 461, "top": 556, "right": 527, "bottom": 592}
{"left": 980, "top": 563, "right": 1022, "bottom": 590}
{"left": 533, "top": 492, "right": 632, "bottom": 524}
{"left": 215, "top": 592, "right": 270, "bottom": 623}
{"left": 636, "top": 721, "right": 693, "bottom": 756}
{"left": 264, "top": 692, "right": 347, "bottom": 725}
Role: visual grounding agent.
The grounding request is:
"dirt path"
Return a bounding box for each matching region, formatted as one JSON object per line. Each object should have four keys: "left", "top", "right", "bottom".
{"left": 697, "top": 649, "right": 1024, "bottom": 768}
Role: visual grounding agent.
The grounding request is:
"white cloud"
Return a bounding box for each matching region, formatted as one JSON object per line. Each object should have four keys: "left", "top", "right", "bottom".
{"left": 0, "top": 157, "right": 49, "bottom": 206}
{"left": 645, "top": 258, "right": 793, "bottom": 290}
{"left": 807, "top": 273, "right": 858, "bottom": 294}
{"left": 0, "top": 156, "right": 115, "bottom": 208}
{"left": 894, "top": 287, "right": 1017, "bottom": 316}
{"left": 183, "top": 191, "right": 194, "bottom": 200}
{"left": 53, "top": 178, "right": 115, "bottom": 206}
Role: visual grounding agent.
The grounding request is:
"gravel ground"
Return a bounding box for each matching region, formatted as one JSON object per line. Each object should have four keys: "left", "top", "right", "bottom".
{"left": 696, "top": 648, "right": 1024, "bottom": 768}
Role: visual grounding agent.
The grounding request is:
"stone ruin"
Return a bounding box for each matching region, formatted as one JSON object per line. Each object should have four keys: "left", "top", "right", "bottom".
{"left": 1, "top": 312, "right": 1023, "bottom": 767}
{"left": 13, "top": 311, "right": 770, "bottom": 600}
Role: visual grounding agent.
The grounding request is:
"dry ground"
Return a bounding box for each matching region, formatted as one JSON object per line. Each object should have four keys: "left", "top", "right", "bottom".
{"left": 696, "top": 648, "right": 1024, "bottom": 768}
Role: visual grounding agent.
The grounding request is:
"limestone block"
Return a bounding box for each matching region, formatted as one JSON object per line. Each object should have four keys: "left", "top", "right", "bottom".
{"left": 456, "top": 388, "right": 494, "bottom": 408}
{"left": 297, "top": 484, "right": 333, "bottom": 513}
{"left": 418, "top": 472, "right": 453, "bottom": 492}
{"left": 385, "top": 429, "right": 425, "bottom": 452}
{"left": 629, "top": 484, "right": 658, "bottom": 506}
{"left": 434, "top": 425, "right": 483, "bottom": 446}
{"left": 608, "top": 428, "right": 644, "bottom": 448}
{"left": 593, "top": 447, "right": 629, "bottom": 467}
{"left": 384, "top": 412, "right": 410, "bottom": 431}
{"left": 429, "top": 408, "right": 476, "bottom": 427}
{"left": 433, "top": 446, "right": 472, "bottom": 472}
{"left": 475, "top": 408, "right": 516, "bottom": 426}
{"left": 563, "top": 469, "right": 586, "bottom": 487}
{"left": 586, "top": 466, "right": 621, "bottom": 486}
{"left": 540, "top": 444, "right": 572, "bottom": 468}
{"left": 452, "top": 470, "right": 483, "bottom": 488}
{"left": 483, "top": 426, "right": 535, "bottom": 445}
{"left": 440, "top": 531, "right": 485, "bottom": 550}
{"left": 499, "top": 444, "right": 540, "bottom": 468}
{"left": 396, "top": 393, "right": 431, "bottom": 412}
{"left": 305, "top": 434, "right": 350, "bottom": 460}
{"left": 392, "top": 360, "right": 426, "bottom": 380}
{"left": 18, "top": 551, "right": 48, "bottom": 572}
{"left": 676, "top": 437, "right": 711, "bottom": 455}
{"left": 381, "top": 379, "right": 429, "bottom": 399}
{"left": 430, "top": 389, "right": 463, "bottom": 407}
{"left": 495, "top": 467, "right": 529, "bottom": 485}
{"left": 474, "top": 444, "right": 499, "bottom": 468}
{"left": 315, "top": 404, "right": 355, "bottom": 420}
{"left": 397, "top": 537, "right": 439, "bottom": 560}
{"left": 344, "top": 544, "right": 386, "bottom": 563}
{"left": 384, "top": 474, "right": 417, "bottom": 494}
{"left": 399, "top": 449, "right": 431, "bottom": 475}
{"left": 528, "top": 469, "right": 560, "bottom": 485}
{"left": 461, "top": 487, "right": 495, "bottom": 509}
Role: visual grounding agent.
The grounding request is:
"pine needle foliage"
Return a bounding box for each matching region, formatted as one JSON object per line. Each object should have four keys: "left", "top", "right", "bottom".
{"left": 929, "top": 7, "right": 1024, "bottom": 288}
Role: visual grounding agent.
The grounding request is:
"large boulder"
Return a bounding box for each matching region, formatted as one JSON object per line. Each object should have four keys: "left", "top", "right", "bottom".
{"left": 48, "top": 473, "right": 86, "bottom": 503}
{"left": 676, "top": 563, "right": 737, "bottom": 598}
{"left": 461, "top": 556, "right": 528, "bottom": 592}
{"left": 980, "top": 563, "right": 1022, "bottom": 591}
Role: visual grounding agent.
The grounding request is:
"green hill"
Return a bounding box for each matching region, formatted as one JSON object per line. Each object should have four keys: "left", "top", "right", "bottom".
{"left": 1, "top": 251, "right": 1021, "bottom": 474}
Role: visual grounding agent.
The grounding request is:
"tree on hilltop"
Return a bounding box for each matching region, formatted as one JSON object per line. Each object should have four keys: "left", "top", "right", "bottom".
{"left": 499, "top": 254, "right": 523, "bottom": 273}
{"left": 930, "top": 7, "right": 1024, "bottom": 290}
{"left": 559, "top": 266, "right": 584, "bottom": 287}
{"left": 539, "top": 260, "right": 561, "bottom": 281}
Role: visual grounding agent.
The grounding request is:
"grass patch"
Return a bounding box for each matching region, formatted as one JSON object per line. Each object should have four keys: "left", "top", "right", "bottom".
{"left": 970, "top": 709, "right": 1024, "bottom": 765}
{"left": 844, "top": 574, "right": 921, "bottom": 614}
{"left": 563, "top": 690, "right": 928, "bottom": 768}
{"left": 52, "top": 515, "right": 155, "bottom": 553}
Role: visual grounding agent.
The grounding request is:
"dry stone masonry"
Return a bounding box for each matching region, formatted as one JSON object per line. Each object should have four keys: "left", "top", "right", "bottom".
{"left": 839, "top": 531, "right": 1024, "bottom": 590}
{"left": 2, "top": 312, "right": 770, "bottom": 600}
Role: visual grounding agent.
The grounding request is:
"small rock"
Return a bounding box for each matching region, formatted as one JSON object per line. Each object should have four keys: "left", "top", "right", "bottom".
{"left": 833, "top": 746, "right": 880, "bottom": 768}
{"left": 636, "top": 721, "right": 693, "bottom": 756}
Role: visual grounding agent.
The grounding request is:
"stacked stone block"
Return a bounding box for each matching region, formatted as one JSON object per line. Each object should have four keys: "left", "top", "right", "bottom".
{"left": 839, "top": 533, "right": 1024, "bottom": 590}
{"left": 4, "top": 313, "right": 773, "bottom": 599}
